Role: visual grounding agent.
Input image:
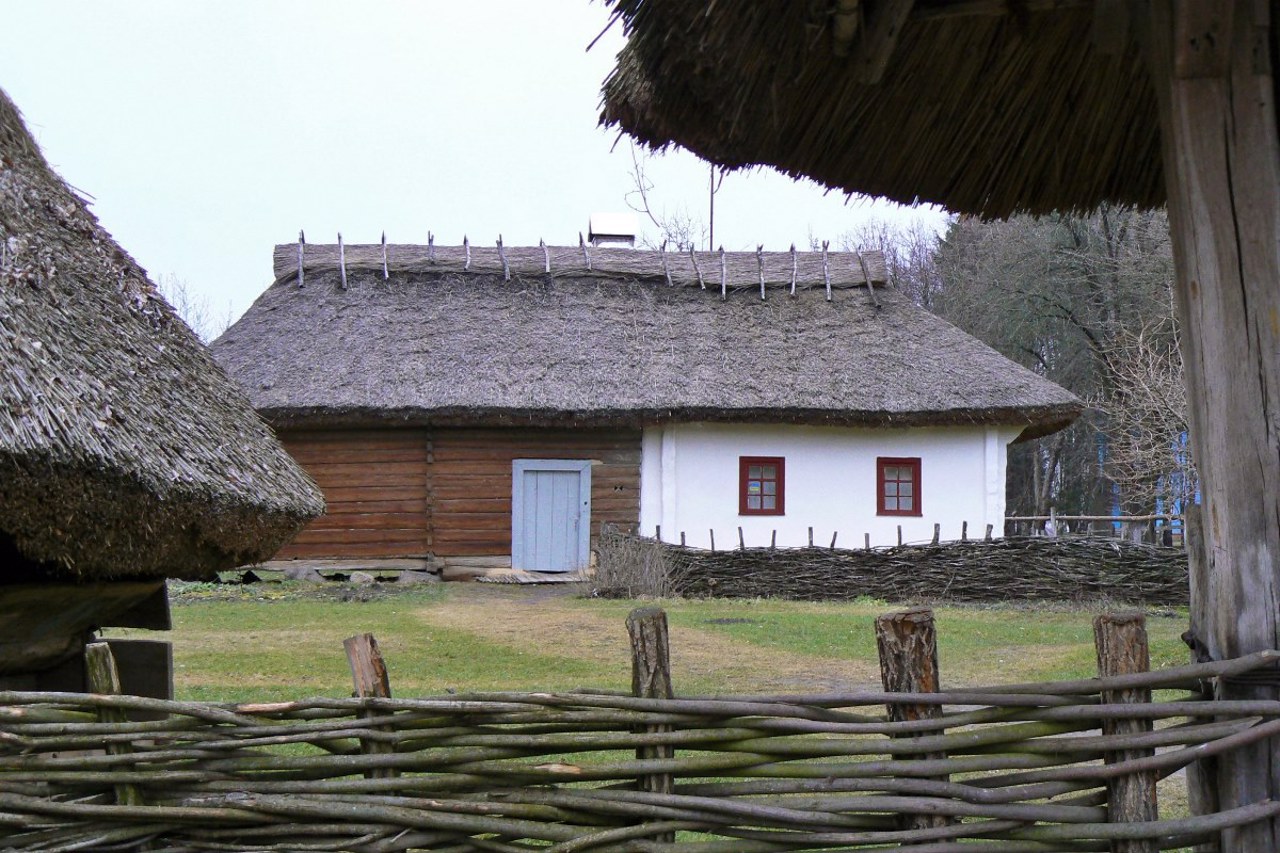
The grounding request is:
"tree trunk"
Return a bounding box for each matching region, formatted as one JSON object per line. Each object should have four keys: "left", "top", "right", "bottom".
{"left": 1145, "top": 2, "right": 1280, "bottom": 847}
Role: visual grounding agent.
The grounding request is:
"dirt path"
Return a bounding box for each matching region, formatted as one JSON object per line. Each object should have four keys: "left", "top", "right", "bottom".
{"left": 414, "top": 583, "right": 883, "bottom": 693}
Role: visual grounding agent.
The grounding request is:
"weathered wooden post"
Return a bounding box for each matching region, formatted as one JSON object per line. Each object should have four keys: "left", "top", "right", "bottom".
{"left": 85, "top": 642, "right": 144, "bottom": 806}
{"left": 345, "top": 633, "right": 397, "bottom": 779}
{"left": 1093, "top": 613, "right": 1157, "bottom": 853}
{"left": 627, "top": 607, "right": 674, "bottom": 842}
{"left": 875, "top": 607, "right": 952, "bottom": 835}
{"left": 1143, "top": 4, "right": 1280, "bottom": 845}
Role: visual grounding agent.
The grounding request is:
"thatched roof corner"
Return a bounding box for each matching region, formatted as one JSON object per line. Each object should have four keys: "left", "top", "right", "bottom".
{"left": 601, "top": 1, "right": 1162, "bottom": 219}
{"left": 212, "top": 242, "right": 1081, "bottom": 440}
{"left": 0, "top": 88, "right": 325, "bottom": 582}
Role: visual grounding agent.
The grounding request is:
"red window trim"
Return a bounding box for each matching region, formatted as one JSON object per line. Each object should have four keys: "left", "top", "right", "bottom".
{"left": 877, "top": 457, "right": 922, "bottom": 517}
{"left": 739, "top": 456, "right": 785, "bottom": 516}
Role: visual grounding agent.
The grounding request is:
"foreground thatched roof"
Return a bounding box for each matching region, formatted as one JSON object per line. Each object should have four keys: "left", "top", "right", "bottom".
{"left": 0, "top": 88, "right": 324, "bottom": 581}
{"left": 601, "top": 1, "right": 1159, "bottom": 219}
{"left": 212, "top": 242, "right": 1080, "bottom": 439}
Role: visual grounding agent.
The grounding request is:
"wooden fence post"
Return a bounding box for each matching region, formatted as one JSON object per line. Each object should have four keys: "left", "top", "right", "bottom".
{"left": 1093, "top": 613, "right": 1157, "bottom": 853}
{"left": 85, "top": 642, "right": 145, "bottom": 806}
{"left": 627, "top": 607, "right": 674, "bottom": 842}
{"left": 345, "top": 633, "right": 397, "bottom": 779}
{"left": 875, "top": 608, "right": 952, "bottom": 835}
{"left": 1181, "top": 504, "right": 1219, "bottom": 848}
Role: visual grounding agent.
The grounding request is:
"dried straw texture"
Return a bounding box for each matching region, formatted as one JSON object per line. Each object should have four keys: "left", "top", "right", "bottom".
{"left": 0, "top": 653, "right": 1277, "bottom": 851}
{"left": 0, "top": 88, "right": 324, "bottom": 580}
{"left": 595, "top": 531, "right": 1189, "bottom": 605}
{"left": 602, "top": 1, "right": 1162, "bottom": 219}
{"left": 212, "top": 244, "right": 1080, "bottom": 436}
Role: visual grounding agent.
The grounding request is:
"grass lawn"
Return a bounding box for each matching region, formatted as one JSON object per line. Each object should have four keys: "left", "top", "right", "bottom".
{"left": 109, "top": 580, "right": 1192, "bottom": 703}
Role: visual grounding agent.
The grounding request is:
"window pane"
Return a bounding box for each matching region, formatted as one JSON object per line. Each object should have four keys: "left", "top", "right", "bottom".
{"left": 749, "top": 465, "right": 762, "bottom": 479}
{"left": 762, "top": 465, "right": 776, "bottom": 479}
{"left": 748, "top": 480, "right": 761, "bottom": 495}
{"left": 747, "top": 496, "right": 761, "bottom": 510}
{"left": 763, "top": 481, "right": 776, "bottom": 495}
{"left": 885, "top": 483, "right": 898, "bottom": 496}
{"left": 900, "top": 482, "right": 913, "bottom": 497}
{"left": 763, "top": 496, "right": 776, "bottom": 510}
{"left": 884, "top": 466, "right": 899, "bottom": 480}
{"left": 901, "top": 496, "right": 913, "bottom": 511}
{"left": 885, "top": 497, "right": 898, "bottom": 511}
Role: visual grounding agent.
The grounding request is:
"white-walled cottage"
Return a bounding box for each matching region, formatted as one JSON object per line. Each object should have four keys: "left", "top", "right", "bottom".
{"left": 212, "top": 241, "right": 1080, "bottom": 572}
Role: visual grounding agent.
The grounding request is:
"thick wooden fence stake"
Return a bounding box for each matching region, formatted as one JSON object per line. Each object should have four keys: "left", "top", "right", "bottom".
{"left": 85, "top": 642, "right": 145, "bottom": 806}
{"left": 1182, "top": 504, "right": 1219, "bottom": 849}
{"left": 345, "top": 633, "right": 397, "bottom": 780}
{"left": 875, "top": 608, "right": 953, "bottom": 836}
{"left": 1094, "top": 613, "right": 1157, "bottom": 853}
{"left": 627, "top": 607, "right": 674, "bottom": 842}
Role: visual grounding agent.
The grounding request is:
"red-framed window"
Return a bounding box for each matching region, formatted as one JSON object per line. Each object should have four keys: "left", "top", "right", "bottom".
{"left": 877, "top": 457, "right": 921, "bottom": 517}
{"left": 739, "top": 456, "right": 785, "bottom": 516}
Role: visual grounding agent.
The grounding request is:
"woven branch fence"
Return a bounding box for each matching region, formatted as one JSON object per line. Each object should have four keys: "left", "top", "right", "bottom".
{"left": 1, "top": 609, "right": 1277, "bottom": 851}
{"left": 593, "top": 530, "right": 1189, "bottom": 604}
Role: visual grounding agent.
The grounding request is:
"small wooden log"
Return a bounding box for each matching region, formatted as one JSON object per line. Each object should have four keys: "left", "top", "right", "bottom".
{"left": 85, "top": 642, "right": 145, "bottom": 806}
{"left": 344, "top": 633, "right": 397, "bottom": 780}
{"left": 807, "top": 526, "right": 813, "bottom": 547}
{"left": 771, "top": 530, "right": 777, "bottom": 549}
{"left": 932, "top": 523, "right": 940, "bottom": 545}
{"left": 985, "top": 523, "right": 994, "bottom": 541}
{"left": 738, "top": 526, "right": 745, "bottom": 550}
{"left": 961, "top": 520, "right": 968, "bottom": 542}
{"left": 1093, "top": 613, "right": 1157, "bottom": 853}
{"left": 709, "top": 529, "right": 715, "bottom": 552}
{"left": 830, "top": 531, "right": 838, "bottom": 549}
{"left": 627, "top": 608, "right": 674, "bottom": 842}
{"left": 897, "top": 525, "right": 903, "bottom": 546}
{"left": 876, "top": 608, "right": 953, "bottom": 836}
{"left": 865, "top": 532, "right": 871, "bottom": 551}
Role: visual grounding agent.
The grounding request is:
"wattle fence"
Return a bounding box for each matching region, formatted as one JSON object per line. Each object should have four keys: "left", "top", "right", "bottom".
{"left": 0, "top": 609, "right": 1277, "bottom": 851}
{"left": 593, "top": 529, "right": 1189, "bottom": 604}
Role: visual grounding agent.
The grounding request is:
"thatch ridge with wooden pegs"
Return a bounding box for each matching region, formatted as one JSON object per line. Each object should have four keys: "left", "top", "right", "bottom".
{"left": 0, "top": 87, "right": 325, "bottom": 582}
{"left": 212, "top": 241, "right": 1081, "bottom": 437}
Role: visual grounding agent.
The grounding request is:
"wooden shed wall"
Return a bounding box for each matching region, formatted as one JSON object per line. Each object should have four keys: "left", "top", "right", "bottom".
{"left": 275, "top": 427, "right": 640, "bottom": 561}
{"left": 276, "top": 429, "right": 431, "bottom": 560}
{"left": 431, "top": 428, "right": 641, "bottom": 557}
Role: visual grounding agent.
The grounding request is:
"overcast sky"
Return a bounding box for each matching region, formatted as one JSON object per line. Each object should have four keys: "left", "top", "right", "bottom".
{"left": 1, "top": 1, "right": 948, "bottom": 324}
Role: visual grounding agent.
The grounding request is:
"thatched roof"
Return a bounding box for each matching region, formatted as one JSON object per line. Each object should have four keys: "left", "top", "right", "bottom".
{"left": 601, "top": 1, "right": 1160, "bottom": 219}
{"left": 211, "top": 242, "right": 1080, "bottom": 439}
{"left": 0, "top": 88, "right": 324, "bottom": 582}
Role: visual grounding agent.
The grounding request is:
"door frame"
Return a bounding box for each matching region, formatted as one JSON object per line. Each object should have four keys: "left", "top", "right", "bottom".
{"left": 511, "top": 459, "right": 592, "bottom": 571}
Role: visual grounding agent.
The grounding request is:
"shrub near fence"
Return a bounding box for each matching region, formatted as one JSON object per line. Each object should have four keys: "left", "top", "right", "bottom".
{"left": 1, "top": 611, "right": 1279, "bottom": 851}
{"left": 595, "top": 529, "right": 1190, "bottom": 605}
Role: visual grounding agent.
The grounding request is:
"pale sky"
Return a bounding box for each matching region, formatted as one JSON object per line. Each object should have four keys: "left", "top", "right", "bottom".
{"left": 0, "top": 1, "right": 948, "bottom": 324}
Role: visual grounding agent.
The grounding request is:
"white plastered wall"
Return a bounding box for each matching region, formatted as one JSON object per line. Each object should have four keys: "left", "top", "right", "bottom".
{"left": 639, "top": 422, "right": 1023, "bottom": 549}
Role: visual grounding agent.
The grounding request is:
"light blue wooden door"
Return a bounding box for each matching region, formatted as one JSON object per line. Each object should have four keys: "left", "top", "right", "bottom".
{"left": 512, "top": 460, "right": 592, "bottom": 572}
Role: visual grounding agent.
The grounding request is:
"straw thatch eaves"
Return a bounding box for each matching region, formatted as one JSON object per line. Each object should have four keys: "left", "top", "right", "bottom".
{"left": 601, "top": 0, "right": 1160, "bottom": 219}
{"left": 0, "top": 89, "right": 324, "bottom": 582}
{"left": 212, "top": 242, "right": 1081, "bottom": 440}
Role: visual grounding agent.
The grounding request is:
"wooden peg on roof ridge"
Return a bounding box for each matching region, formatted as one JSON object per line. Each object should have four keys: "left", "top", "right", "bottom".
{"left": 857, "top": 251, "right": 880, "bottom": 309}
{"left": 428, "top": 231, "right": 436, "bottom": 263}
{"left": 540, "top": 239, "right": 550, "bottom": 273}
{"left": 757, "top": 243, "right": 765, "bottom": 300}
{"left": 579, "top": 232, "right": 592, "bottom": 271}
{"left": 660, "top": 240, "right": 672, "bottom": 286}
{"left": 497, "top": 235, "right": 510, "bottom": 281}
{"left": 381, "top": 231, "right": 388, "bottom": 281}
{"left": 789, "top": 243, "right": 797, "bottom": 296}
{"left": 338, "top": 232, "right": 347, "bottom": 290}
{"left": 719, "top": 245, "right": 726, "bottom": 301}
{"left": 690, "top": 246, "right": 705, "bottom": 289}
{"left": 297, "top": 230, "right": 306, "bottom": 288}
{"left": 822, "top": 240, "right": 831, "bottom": 302}
{"left": 463, "top": 235, "right": 471, "bottom": 271}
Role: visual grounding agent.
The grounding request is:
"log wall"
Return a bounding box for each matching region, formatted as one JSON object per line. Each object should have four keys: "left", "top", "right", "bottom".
{"left": 277, "top": 427, "right": 641, "bottom": 561}
{"left": 431, "top": 427, "right": 641, "bottom": 557}
{"left": 277, "top": 430, "right": 431, "bottom": 560}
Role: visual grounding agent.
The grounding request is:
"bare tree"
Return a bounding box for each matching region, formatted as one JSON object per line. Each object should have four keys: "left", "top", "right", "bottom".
{"left": 625, "top": 145, "right": 720, "bottom": 251}
{"left": 156, "top": 273, "right": 233, "bottom": 343}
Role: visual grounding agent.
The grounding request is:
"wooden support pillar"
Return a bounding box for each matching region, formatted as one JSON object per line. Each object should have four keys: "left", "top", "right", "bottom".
{"left": 85, "top": 642, "right": 145, "bottom": 807}
{"left": 1093, "top": 613, "right": 1157, "bottom": 853}
{"left": 627, "top": 607, "right": 674, "bottom": 842}
{"left": 875, "top": 607, "right": 952, "bottom": 835}
{"left": 344, "top": 633, "right": 397, "bottom": 779}
{"left": 1144, "top": 2, "right": 1280, "bottom": 846}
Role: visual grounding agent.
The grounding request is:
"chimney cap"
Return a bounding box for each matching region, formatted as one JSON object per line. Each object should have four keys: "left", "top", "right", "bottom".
{"left": 587, "top": 212, "right": 638, "bottom": 247}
